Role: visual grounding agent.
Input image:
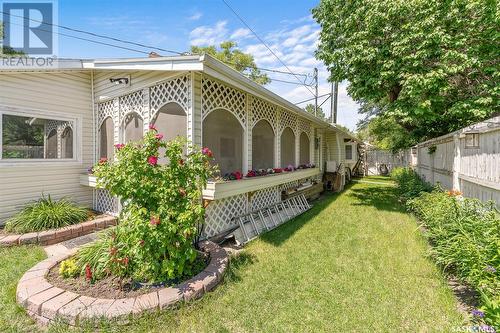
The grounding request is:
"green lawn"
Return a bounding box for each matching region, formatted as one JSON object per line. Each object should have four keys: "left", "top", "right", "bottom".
{"left": 1, "top": 179, "right": 464, "bottom": 332}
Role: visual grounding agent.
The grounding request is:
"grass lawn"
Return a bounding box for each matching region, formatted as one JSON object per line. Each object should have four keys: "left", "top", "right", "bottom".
{"left": 1, "top": 178, "right": 464, "bottom": 332}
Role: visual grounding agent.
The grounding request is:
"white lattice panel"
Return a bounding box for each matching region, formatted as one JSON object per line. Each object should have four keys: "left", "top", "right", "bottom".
{"left": 97, "top": 100, "right": 114, "bottom": 126}
{"left": 279, "top": 108, "right": 297, "bottom": 134}
{"left": 297, "top": 118, "right": 312, "bottom": 138}
{"left": 250, "top": 186, "right": 280, "bottom": 211}
{"left": 95, "top": 189, "right": 119, "bottom": 215}
{"left": 250, "top": 96, "right": 277, "bottom": 132}
{"left": 281, "top": 180, "right": 299, "bottom": 191}
{"left": 202, "top": 77, "right": 246, "bottom": 126}
{"left": 150, "top": 75, "right": 190, "bottom": 117}
{"left": 119, "top": 90, "right": 144, "bottom": 120}
{"left": 204, "top": 194, "right": 247, "bottom": 237}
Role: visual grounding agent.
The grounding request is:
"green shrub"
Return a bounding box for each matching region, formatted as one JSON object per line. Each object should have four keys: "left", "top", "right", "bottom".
{"left": 408, "top": 190, "right": 500, "bottom": 327}
{"left": 4, "top": 195, "right": 88, "bottom": 233}
{"left": 391, "top": 167, "right": 432, "bottom": 201}
{"left": 59, "top": 259, "right": 79, "bottom": 278}
{"left": 75, "top": 229, "right": 116, "bottom": 280}
{"left": 85, "top": 128, "right": 215, "bottom": 283}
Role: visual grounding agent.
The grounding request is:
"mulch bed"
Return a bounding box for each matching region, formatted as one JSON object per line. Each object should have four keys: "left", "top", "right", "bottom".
{"left": 46, "top": 252, "right": 209, "bottom": 299}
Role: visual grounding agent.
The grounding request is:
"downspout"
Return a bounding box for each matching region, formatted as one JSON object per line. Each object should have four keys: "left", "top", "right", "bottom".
{"left": 90, "top": 69, "right": 96, "bottom": 210}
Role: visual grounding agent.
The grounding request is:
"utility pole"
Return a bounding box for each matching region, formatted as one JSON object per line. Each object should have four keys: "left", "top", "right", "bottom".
{"left": 332, "top": 81, "right": 338, "bottom": 124}
{"left": 313, "top": 68, "right": 318, "bottom": 117}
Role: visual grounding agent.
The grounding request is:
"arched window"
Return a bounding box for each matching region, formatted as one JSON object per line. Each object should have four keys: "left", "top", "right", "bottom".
{"left": 280, "top": 127, "right": 295, "bottom": 168}
{"left": 151, "top": 102, "right": 187, "bottom": 142}
{"left": 123, "top": 113, "right": 143, "bottom": 143}
{"left": 252, "top": 120, "right": 274, "bottom": 170}
{"left": 203, "top": 109, "right": 243, "bottom": 176}
{"left": 61, "top": 127, "right": 73, "bottom": 158}
{"left": 46, "top": 129, "right": 57, "bottom": 159}
{"left": 99, "top": 117, "right": 114, "bottom": 160}
{"left": 299, "top": 132, "right": 310, "bottom": 165}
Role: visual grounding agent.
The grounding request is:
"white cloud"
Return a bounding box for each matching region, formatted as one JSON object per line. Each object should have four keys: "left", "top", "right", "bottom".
{"left": 188, "top": 12, "right": 202, "bottom": 21}
{"left": 189, "top": 20, "right": 228, "bottom": 46}
{"left": 230, "top": 28, "right": 252, "bottom": 40}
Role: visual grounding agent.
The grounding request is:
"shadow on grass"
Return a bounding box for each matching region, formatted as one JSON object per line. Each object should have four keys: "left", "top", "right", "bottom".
{"left": 259, "top": 191, "right": 342, "bottom": 247}
{"left": 225, "top": 251, "right": 257, "bottom": 283}
{"left": 347, "top": 184, "right": 404, "bottom": 213}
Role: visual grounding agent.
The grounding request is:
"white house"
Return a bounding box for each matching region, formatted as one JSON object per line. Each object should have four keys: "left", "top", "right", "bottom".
{"left": 0, "top": 54, "right": 359, "bottom": 238}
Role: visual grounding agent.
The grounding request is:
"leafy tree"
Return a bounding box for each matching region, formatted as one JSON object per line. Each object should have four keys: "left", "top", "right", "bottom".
{"left": 313, "top": 0, "right": 499, "bottom": 150}
{"left": 191, "top": 41, "right": 270, "bottom": 85}
{"left": 304, "top": 103, "right": 326, "bottom": 120}
{"left": 0, "top": 21, "right": 24, "bottom": 56}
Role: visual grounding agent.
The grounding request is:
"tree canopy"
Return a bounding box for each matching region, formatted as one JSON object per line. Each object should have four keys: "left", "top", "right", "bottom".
{"left": 0, "top": 21, "right": 24, "bottom": 56}
{"left": 191, "top": 41, "right": 270, "bottom": 85}
{"left": 304, "top": 103, "right": 327, "bottom": 120}
{"left": 313, "top": 0, "right": 499, "bottom": 151}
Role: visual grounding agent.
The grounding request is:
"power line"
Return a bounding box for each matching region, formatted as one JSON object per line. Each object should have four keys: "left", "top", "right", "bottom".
{"left": 2, "top": 19, "right": 150, "bottom": 55}
{"left": 0, "top": 10, "right": 182, "bottom": 55}
{"left": 294, "top": 93, "right": 330, "bottom": 105}
{"left": 220, "top": 0, "right": 316, "bottom": 97}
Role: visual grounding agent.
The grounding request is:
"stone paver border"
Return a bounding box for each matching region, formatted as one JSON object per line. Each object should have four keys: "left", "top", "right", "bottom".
{"left": 16, "top": 240, "right": 228, "bottom": 326}
{"left": 0, "top": 215, "right": 117, "bottom": 247}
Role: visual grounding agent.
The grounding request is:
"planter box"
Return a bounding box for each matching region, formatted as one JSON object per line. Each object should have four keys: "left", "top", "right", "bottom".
{"left": 202, "top": 168, "right": 321, "bottom": 200}
{"left": 81, "top": 168, "right": 322, "bottom": 201}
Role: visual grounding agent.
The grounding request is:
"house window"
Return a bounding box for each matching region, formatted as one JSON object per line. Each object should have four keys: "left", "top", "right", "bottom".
{"left": 465, "top": 133, "right": 479, "bottom": 148}
{"left": 203, "top": 109, "right": 243, "bottom": 176}
{"left": 280, "top": 127, "right": 295, "bottom": 168}
{"left": 299, "top": 132, "right": 310, "bottom": 165}
{"left": 252, "top": 120, "right": 274, "bottom": 169}
{"left": 345, "top": 144, "right": 353, "bottom": 160}
{"left": 1, "top": 113, "right": 76, "bottom": 160}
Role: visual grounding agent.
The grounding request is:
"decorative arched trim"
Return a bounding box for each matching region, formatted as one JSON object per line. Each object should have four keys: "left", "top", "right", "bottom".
{"left": 299, "top": 130, "right": 311, "bottom": 140}
{"left": 201, "top": 77, "right": 246, "bottom": 127}
{"left": 151, "top": 100, "right": 187, "bottom": 120}
{"left": 150, "top": 74, "right": 190, "bottom": 117}
{"left": 202, "top": 107, "right": 246, "bottom": 129}
{"left": 252, "top": 118, "right": 276, "bottom": 135}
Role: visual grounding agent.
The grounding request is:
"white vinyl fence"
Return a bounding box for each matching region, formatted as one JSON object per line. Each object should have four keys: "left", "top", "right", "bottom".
{"left": 414, "top": 116, "right": 500, "bottom": 206}
{"left": 364, "top": 148, "right": 413, "bottom": 176}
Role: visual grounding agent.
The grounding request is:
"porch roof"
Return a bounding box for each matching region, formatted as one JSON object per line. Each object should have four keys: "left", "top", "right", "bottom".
{"left": 0, "top": 54, "right": 358, "bottom": 141}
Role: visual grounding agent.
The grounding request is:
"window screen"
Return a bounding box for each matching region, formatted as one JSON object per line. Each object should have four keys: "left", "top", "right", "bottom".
{"left": 345, "top": 144, "right": 353, "bottom": 160}
{"left": 1, "top": 114, "right": 74, "bottom": 159}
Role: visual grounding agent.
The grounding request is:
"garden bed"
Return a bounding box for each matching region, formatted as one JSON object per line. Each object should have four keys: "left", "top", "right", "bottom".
{"left": 16, "top": 240, "right": 228, "bottom": 326}
{"left": 46, "top": 252, "right": 209, "bottom": 299}
{"left": 0, "top": 215, "right": 117, "bottom": 247}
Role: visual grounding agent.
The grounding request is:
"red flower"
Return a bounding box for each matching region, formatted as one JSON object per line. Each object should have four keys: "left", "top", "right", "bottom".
{"left": 150, "top": 215, "right": 160, "bottom": 226}
{"left": 110, "top": 247, "right": 117, "bottom": 256}
{"left": 139, "top": 239, "right": 145, "bottom": 246}
{"left": 114, "top": 143, "right": 125, "bottom": 150}
{"left": 98, "top": 157, "right": 107, "bottom": 164}
{"left": 273, "top": 168, "right": 283, "bottom": 173}
{"left": 201, "top": 147, "right": 213, "bottom": 158}
{"left": 234, "top": 171, "right": 242, "bottom": 180}
{"left": 148, "top": 124, "right": 157, "bottom": 131}
{"left": 147, "top": 156, "right": 158, "bottom": 165}
{"left": 155, "top": 133, "right": 163, "bottom": 140}
{"left": 85, "top": 264, "right": 92, "bottom": 281}
{"left": 123, "top": 257, "right": 129, "bottom": 266}
{"left": 179, "top": 188, "right": 186, "bottom": 197}
{"left": 179, "top": 159, "right": 184, "bottom": 165}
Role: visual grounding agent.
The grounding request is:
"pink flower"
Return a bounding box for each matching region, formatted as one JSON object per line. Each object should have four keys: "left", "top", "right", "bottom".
{"left": 150, "top": 215, "right": 160, "bottom": 226}
{"left": 98, "top": 157, "right": 107, "bottom": 164}
{"left": 202, "top": 147, "right": 213, "bottom": 158}
{"left": 155, "top": 133, "right": 163, "bottom": 140}
{"left": 147, "top": 156, "right": 158, "bottom": 165}
{"left": 114, "top": 143, "right": 125, "bottom": 150}
{"left": 148, "top": 124, "right": 157, "bottom": 131}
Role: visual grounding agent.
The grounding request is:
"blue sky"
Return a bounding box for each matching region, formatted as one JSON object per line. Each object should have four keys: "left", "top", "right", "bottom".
{"left": 56, "top": 0, "right": 361, "bottom": 130}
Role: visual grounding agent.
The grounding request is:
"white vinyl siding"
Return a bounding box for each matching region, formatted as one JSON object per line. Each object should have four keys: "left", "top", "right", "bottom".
{"left": 0, "top": 71, "right": 93, "bottom": 224}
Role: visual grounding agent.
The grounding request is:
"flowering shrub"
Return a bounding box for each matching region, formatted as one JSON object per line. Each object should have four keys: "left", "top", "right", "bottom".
{"left": 406, "top": 187, "right": 499, "bottom": 328}
{"left": 88, "top": 129, "right": 215, "bottom": 282}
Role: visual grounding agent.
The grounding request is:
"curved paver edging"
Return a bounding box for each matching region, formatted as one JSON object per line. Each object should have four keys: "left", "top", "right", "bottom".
{"left": 16, "top": 240, "right": 228, "bottom": 326}
{"left": 0, "top": 215, "right": 117, "bottom": 247}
